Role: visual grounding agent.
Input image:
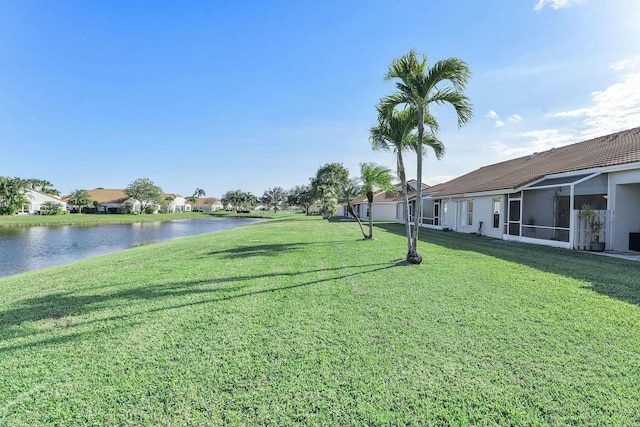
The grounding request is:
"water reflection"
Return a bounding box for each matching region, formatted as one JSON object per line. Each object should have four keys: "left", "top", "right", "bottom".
{"left": 0, "top": 217, "right": 260, "bottom": 279}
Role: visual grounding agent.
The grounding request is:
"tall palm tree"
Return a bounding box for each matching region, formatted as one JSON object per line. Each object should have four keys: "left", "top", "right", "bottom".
{"left": 383, "top": 49, "right": 472, "bottom": 263}
{"left": 370, "top": 105, "right": 444, "bottom": 257}
{"left": 186, "top": 189, "right": 205, "bottom": 204}
{"left": 358, "top": 162, "right": 395, "bottom": 240}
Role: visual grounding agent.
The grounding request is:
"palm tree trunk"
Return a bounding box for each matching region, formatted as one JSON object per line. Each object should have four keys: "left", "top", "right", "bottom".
{"left": 347, "top": 203, "right": 367, "bottom": 239}
{"left": 398, "top": 154, "right": 413, "bottom": 255}
{"left": 367, "top": 201, "right": 373, "bottom": 239}
{"left": 408, "top": 106, "right": 425, "bottom": 264}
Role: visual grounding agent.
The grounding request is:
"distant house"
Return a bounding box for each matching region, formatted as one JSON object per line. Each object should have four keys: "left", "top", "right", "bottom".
{"left": 63, "top": 189, "right": 197, "bottom": 214}
{"left": 64, "top": 189, "right": 140, "bottom": 213}
{"left": 349, "top": 189, "right": 401, "bottom": 222}
{"left": 398, "top": 127, "right": 640, "bottom": 252}
{"left": 190, "top": 197, "right": 223, "bottom": 212}
{"left": 21, "top": 189, "right": 67, "bottom": 214}
{"left": 160, "top": 194, "right": 192, "bottom": 213}
{"left": 393, "top": 179, "right": 431, "bottom": 224}
{"left": 336, "top": 180, "right": 425, "bottom": 221}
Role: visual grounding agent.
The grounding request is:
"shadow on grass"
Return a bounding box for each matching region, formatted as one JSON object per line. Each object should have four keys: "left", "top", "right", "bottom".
{"left": 0, "top": 261, "right": 399, "bottom": 353}
{"left": 376, "top": 222, "right": 640, "bottom": 306}
{"left": 202, "top": 240, "right": 344, "bottom": 259}
{"left": 205, "top": 242, "right": 313, "bottom": 258}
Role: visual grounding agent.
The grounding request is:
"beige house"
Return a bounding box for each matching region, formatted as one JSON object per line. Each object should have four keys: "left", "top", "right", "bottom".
{"left": 398, "top": 127, "right": 640, "bottom": 252}
{"left": 190, "top": 197, "right": 223, "bottom": 212}
{"left": 64, "top": 189, "right": 140, "bottom": 213}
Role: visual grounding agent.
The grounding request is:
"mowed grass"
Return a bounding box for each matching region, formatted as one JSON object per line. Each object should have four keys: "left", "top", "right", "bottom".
{"left": 0, "top": 212, "right": 212, "bottom": 227}
{"left": 1, "top": 215, "right": 639, "bottom": 426}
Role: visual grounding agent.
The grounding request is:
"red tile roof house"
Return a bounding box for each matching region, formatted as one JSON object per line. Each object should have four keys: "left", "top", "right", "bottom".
{"left": 398, "top": 126, "right": 640, "bottom": 253}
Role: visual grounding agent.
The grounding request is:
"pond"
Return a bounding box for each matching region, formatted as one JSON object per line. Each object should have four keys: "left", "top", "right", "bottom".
{"left": 0, "top": 217, "right": 262, "bottom": 279}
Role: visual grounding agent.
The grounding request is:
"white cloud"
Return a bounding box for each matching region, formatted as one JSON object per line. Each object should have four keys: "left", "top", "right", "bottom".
{"left": 491, "top": 128, "right": 578, "bottom": 158}
{"left": 610, "top": 55, "right": 640, "bottom": 72}
{"left": 489, "top": 55, "right": 640, "bottom": 161}
{"left": 486, "top": 111, "right": 520, "bottom": 127}
{"left": 553, "top": 57, "right": 640, "bottom": 139}
{"left": 486, "top": 110, "right": 499, "bottom": 119}
{"left": 425, "top": 175, "right": 456, "bottom": 186}
{"left": 533, "top": 0, "right": 583, "bottom": 11}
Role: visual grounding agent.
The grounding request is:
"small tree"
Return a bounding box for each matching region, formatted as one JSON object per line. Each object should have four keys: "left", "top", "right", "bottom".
{"left": 162, "top": 195, "right": 175, "bottom": 213}
{"left": 310, "top": 163, "right": 350, "bottom": 219}
{"left": 288, "top": 185, "right": 315, "bottom": 215}
{"left": 67, "top": 189, "right": 92, "bottom": 214}
{"left": 221, "top": 190, "right": 257, "bottom": 212}
{"left": 119, "top": 202, "right": 135, "bottom": 214}
{"left": 580, "top": 204, "right": 604, "bottom": 243}
{"left": 124, "top": 178, "right": 163, "bottom": 214}
{"left": 261, "top": 187, "right": 287, "bottom": 212}
{"left": 0, "top": 177, "right": 29, "bottom": 215}
{"left": 40, "top": 201, "right": 63, "bottom": 215}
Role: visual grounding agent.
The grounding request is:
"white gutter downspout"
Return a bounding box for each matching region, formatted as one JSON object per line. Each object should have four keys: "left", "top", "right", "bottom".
{"left": 569, "top": 183, "right": 575, "bottom": 249}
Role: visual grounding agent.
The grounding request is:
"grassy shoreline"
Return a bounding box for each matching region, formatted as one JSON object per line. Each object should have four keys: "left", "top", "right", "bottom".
{"left": 0, "top": 210, "right": 286, "bottom": 227}
{"left": 1, "top": 216, "right": 639, "bottom": 426}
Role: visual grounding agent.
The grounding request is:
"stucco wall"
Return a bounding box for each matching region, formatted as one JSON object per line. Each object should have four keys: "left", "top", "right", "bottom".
{"left": 438, "top": 196, "right": 503, "bottom": 239}
{"left": 610, "top": 170, "right": 640, "bottom": 251}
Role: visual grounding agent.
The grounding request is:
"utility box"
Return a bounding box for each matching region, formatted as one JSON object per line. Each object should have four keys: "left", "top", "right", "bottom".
{"left": 629, "top": 233, "right": 640, "bottom": 252}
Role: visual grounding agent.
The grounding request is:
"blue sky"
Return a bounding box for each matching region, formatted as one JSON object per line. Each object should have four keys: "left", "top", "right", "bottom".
{"left": 1, "top": 0, "right": 639, "bottom": 198}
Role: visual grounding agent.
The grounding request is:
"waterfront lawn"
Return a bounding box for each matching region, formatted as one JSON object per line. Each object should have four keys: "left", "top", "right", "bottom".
{"left": 1, "top": 216, "right": 639, "bottom": 426}
{"left": 0, "top": 212, "right": 210, "bottom": 227}
{"left": 0, "top": 211, "right": 293, "bottom": 228}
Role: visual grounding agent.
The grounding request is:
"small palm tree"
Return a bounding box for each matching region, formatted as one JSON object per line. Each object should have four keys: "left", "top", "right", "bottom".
{"left": 67, "top": 189, "right": 92, "bottom": 214}
{"left": 341, "top": 179, "right": 367, "bottom": 239}
{"left": 358, "top": 162, "right": 395, "bottom": 240}
{"left": 383, "top": 49, "right": 472, "bottom": 263}
{"left": 188, "top": 188, "right": 205, "bottom": 204}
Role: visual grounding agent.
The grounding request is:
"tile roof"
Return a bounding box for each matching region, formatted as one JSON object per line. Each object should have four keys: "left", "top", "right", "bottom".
{"left": 351, "top": 190, "right": 400, "bottom": 204}
{"left": 62, "top": 189, "right": 132, "bottom": 204}
{"left": 427, "top": 126, "right": 640, "bottom": 197}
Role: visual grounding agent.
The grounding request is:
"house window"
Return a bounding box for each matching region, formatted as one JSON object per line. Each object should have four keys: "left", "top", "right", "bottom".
{"left": 492, "top": 199, "right": 500, "bottom": 228}
{"left": 467, "top": 200, "right": 473, "bottom": 226}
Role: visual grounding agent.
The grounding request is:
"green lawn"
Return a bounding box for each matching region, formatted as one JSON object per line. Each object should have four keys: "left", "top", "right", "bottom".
{"left": 1, "top": 216, "right": 639, "bottom": 426}
{"left": 0, "top": 212, "right": 211, "bottom": 227}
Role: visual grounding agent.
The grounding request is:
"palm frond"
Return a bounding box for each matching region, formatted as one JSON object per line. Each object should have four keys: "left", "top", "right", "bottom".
{"left": 430, "top": 88, "right": 473, "bottom": 127}
{"left": 426, "top": 58, "right": 472, "bottom": 92}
